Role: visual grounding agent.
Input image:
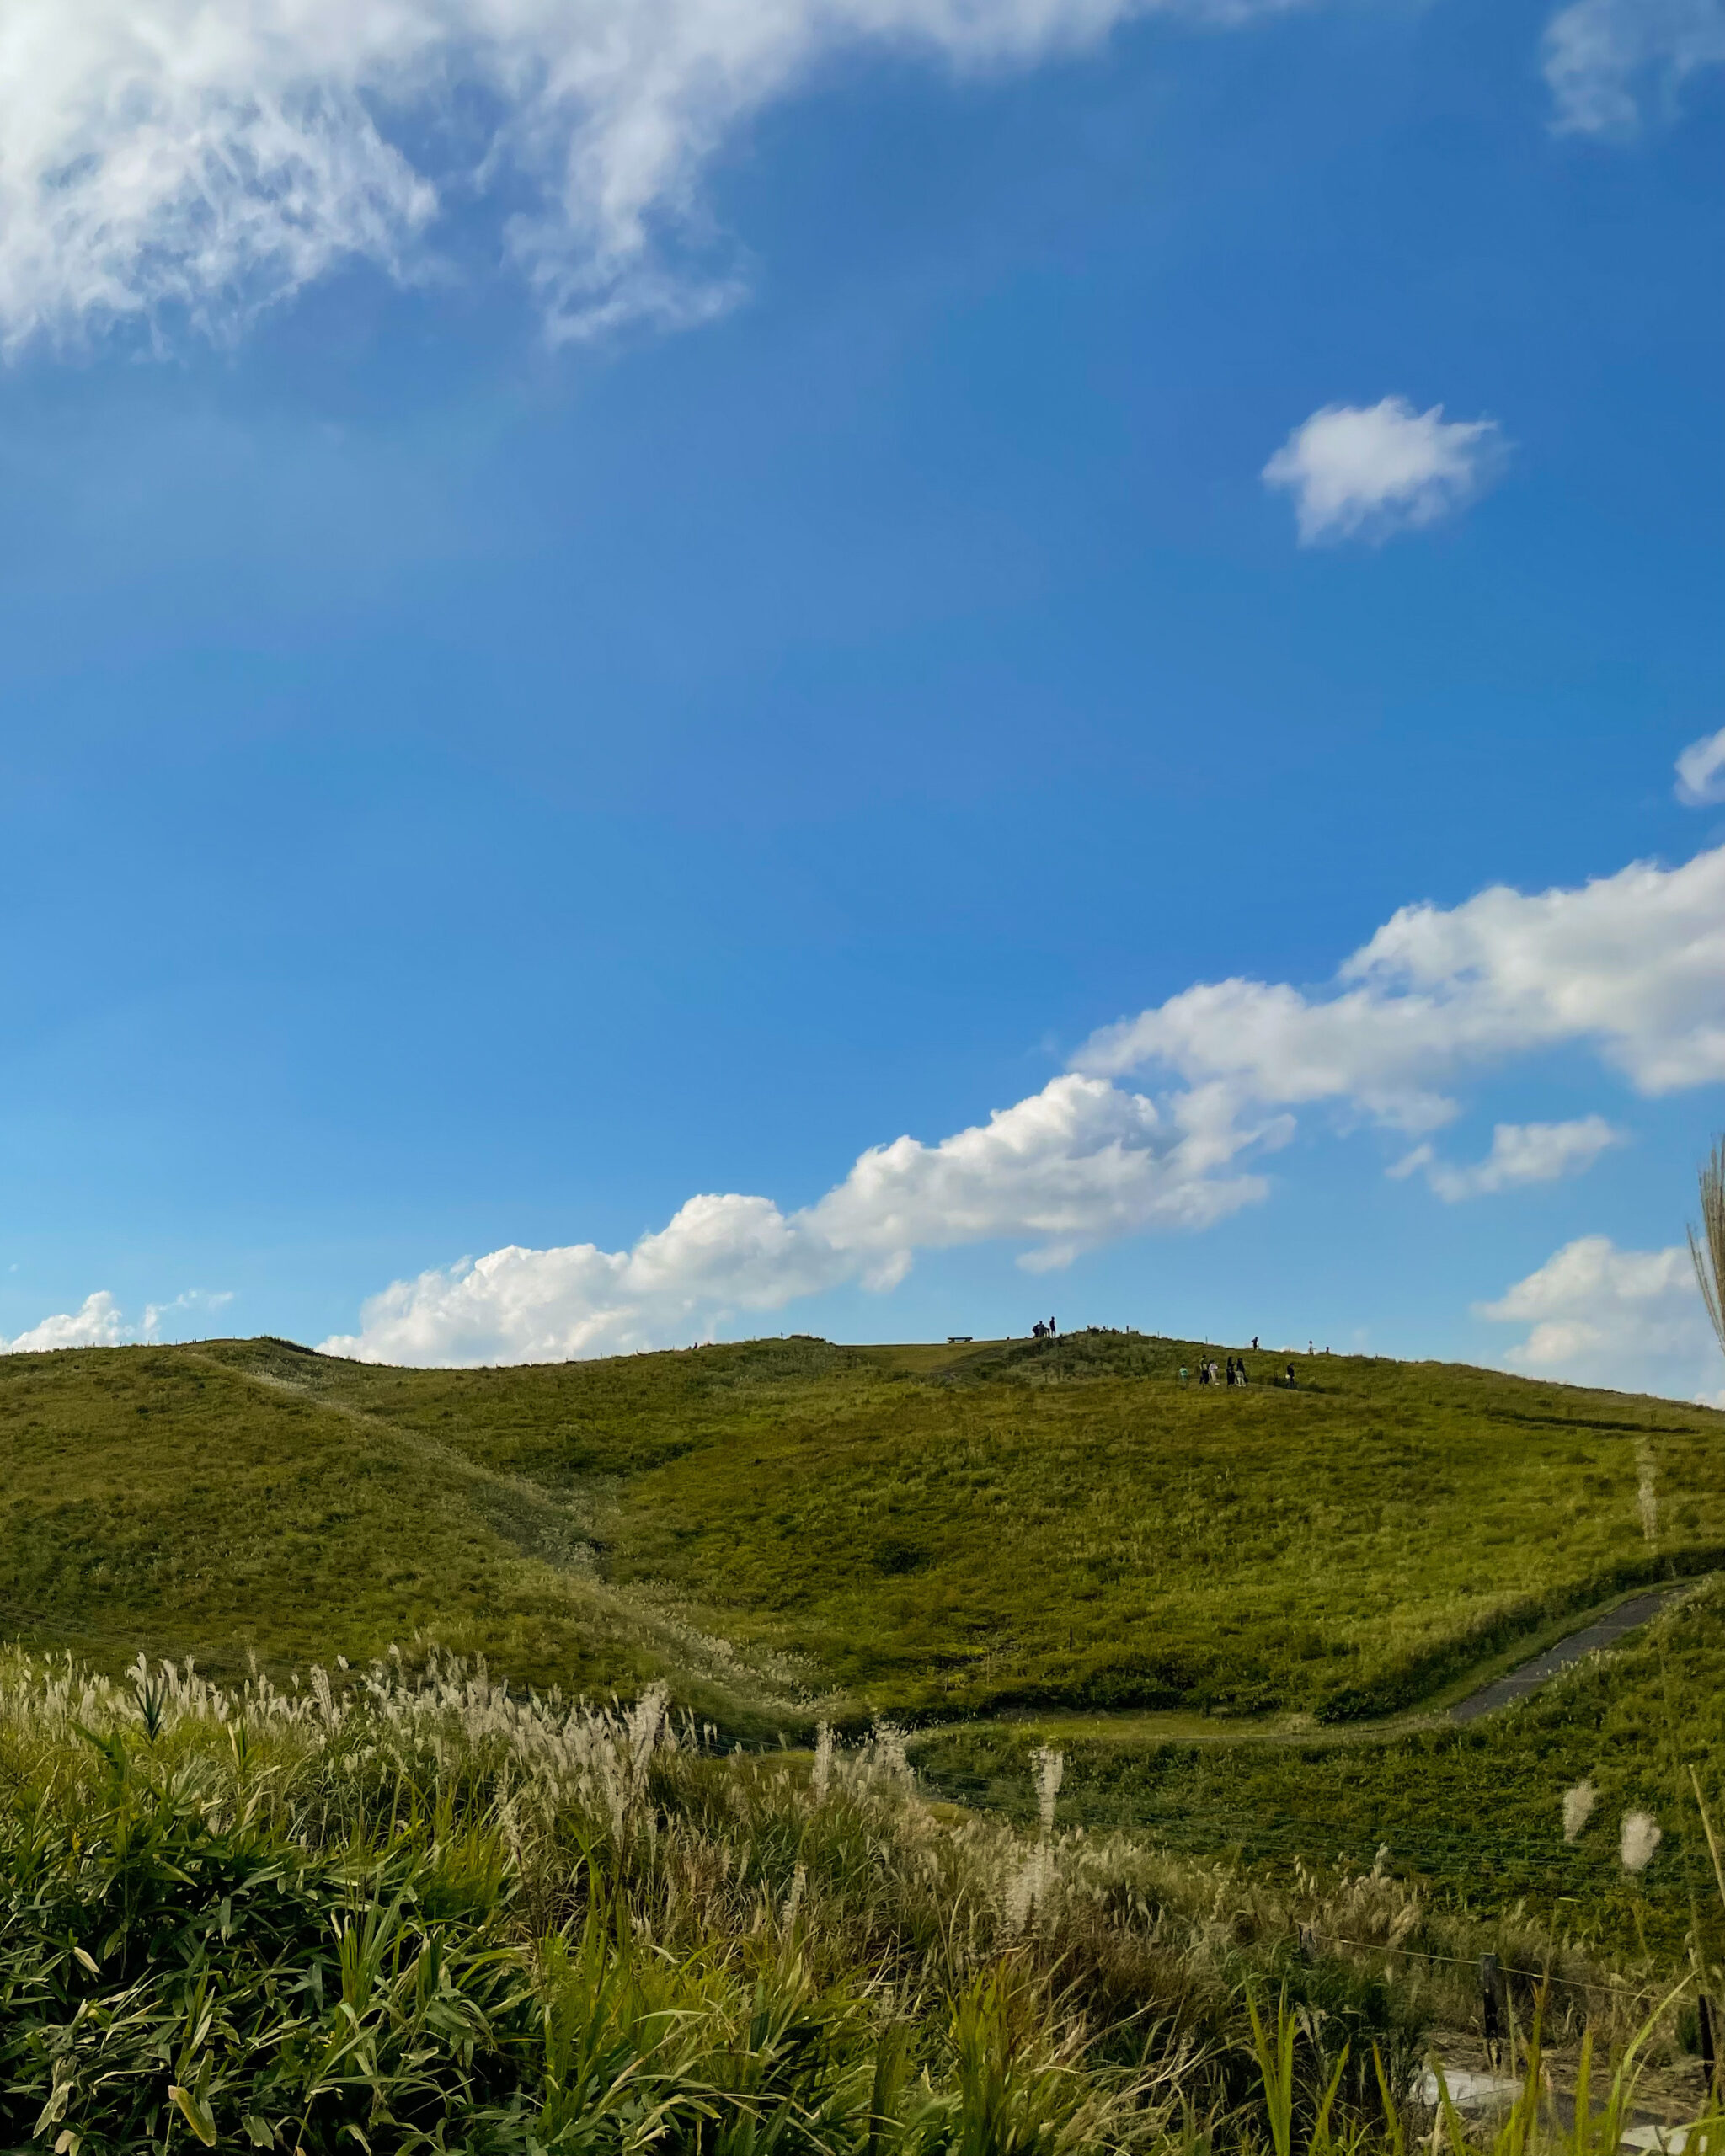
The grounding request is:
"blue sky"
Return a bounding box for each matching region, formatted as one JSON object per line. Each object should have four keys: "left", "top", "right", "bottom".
{"left": 1, "top": 0, "right": 1722, "bottom": 1391}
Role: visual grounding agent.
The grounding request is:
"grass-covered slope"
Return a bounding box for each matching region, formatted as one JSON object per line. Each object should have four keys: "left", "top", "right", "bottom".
{"left": 913, "top": 1578, "right": 1725, "bottom": 1962}
{"left": 1, "top": 1328, "right": 1721, "bottom": 1726}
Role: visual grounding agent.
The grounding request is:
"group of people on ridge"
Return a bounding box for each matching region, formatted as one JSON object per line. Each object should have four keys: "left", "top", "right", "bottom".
{"left": 1180, "top": 1344, "right": 1299, "bottom": 1388}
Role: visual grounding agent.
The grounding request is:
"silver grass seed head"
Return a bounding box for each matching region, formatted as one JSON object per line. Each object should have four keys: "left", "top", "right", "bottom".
{"left": 1562, "top": 1780, "right": 1596, "bottom": 1843}
{"left": 1620, "top": 1810, "right": 1661, "bottom": 1874}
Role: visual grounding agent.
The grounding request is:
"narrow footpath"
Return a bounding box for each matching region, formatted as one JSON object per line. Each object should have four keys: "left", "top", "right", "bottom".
{"left": 1446, "top": 1583, "right": 1696, "bottom": 1724}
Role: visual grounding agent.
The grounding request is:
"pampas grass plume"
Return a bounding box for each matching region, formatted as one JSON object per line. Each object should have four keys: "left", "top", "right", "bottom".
{"left": 1562, "top": 1779, "right": 1596, "bottom": 1843}
{"left": 1033, "top": 1743, "right": 1064, "bottom": 1838}
{"left": 1619, "top": 1809, "right": 1661, "bottom": 1874}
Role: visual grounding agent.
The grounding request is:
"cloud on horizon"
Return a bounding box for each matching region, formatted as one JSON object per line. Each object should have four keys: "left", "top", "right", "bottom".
{"left": 1478, "top": 1235, "right": 1724, "bottom": 1404}
{"left": 321, "top": 1074, "right": 1274, "bottom": 1364}
{"left": 0, "top": 1289, "right": 232, "bottom": 1355}
{"left": 1262, "top": 398, "right": 1503, "bottom": 545}
{"left": 322, "top": 843, "right": 1725, "bottom": 1369}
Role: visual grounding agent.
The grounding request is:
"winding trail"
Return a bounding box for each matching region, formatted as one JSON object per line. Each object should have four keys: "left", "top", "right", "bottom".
{"left": 953, "top": 1576, "right": 1714, "bottom": 1753}
{"left": 1445, "top": 1582, "right": 1695, "bottom": 1724}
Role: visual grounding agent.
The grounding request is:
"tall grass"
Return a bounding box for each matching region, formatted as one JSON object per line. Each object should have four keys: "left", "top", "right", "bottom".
{"left": 8, "top": 1643, "right": 1717, "bottom": 2156}
{"left": 0, "top": 1644, "right": 1456, "bottom": 2154}
{"left": 1694, "top": 1134, "right": 1725, "bottom": 1371}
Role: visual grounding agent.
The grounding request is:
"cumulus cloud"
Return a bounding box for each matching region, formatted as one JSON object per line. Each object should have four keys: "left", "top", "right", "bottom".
{"left": 2, "top": 1290, "right": 128, "bottom": 1353}
{"left": 1262, "top": 398, "right": 1503, "bottom": 544}
{"left": 1477, "top": 1236, "right": 1724, "bottom": 1402}
{"left": 1391, "top": 1117, "right": 1623, "bottom": 1201}
{"left": 320, "top": 1073, "right": 1272, "bottom": 1364}
{"left": 1079, "top": 844, "right": 1725, "bottom": 1129}
{"left": 1675, "top": 725, "right": 1725, "bottom": 808}
{"left": 1544, "top": 0, "right": 1725, "bottom": 136}
{"left": 0, "top": 1286, "right": 232, "bottom": 1353}
{"left": 0, "top": 0, "right": 1296, "bottom": 350}
{"left": 326, "top": 843, "right": 1725, "bottom": 1366}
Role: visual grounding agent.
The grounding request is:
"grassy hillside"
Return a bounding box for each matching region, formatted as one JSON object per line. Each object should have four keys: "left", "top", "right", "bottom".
{"left": 2, "top": 1327, "right": 1720, "bottom": 1734}
{"left": 913, "top": 1577, "right": 1725, "bottom": 1963}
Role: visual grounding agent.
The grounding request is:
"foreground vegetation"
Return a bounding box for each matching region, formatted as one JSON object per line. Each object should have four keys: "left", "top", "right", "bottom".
{"left": 3, "top": 1331, "right": 1721, "bottom": 1729}
{"left": 2, "top": 1643, "right": 1716, "bottom": 2155}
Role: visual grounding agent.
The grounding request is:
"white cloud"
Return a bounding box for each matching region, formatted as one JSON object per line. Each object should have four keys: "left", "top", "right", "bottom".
{"left": 2, "top": 1289, "right": 126, "bottom": 1353}
{"left": 142, "top": 1289, "right": 236, "bottom": 1340}
{"left": 1675, "top": 725, "right": 1725, "bottom": 808}
{"left": 1079, "top": 845, "right": 1725, "bottom": 1132}
{"left": 1477, "top": 1235, "right": 1724, "bottom": 1402}
{"left": 1395, "top": 1116, "right": 1623, "bottom": 1201}
{"left": 321, "top": 1072, "right": 1271, "bottom": 1364}
{"left": 1262, "top": 397, "right": 1503, "bottom": 545}
{"left": 0, "top": 0, "right": 1297, "bottom": 350}
{"left": 1543, "top": 0, "right": 1725, "bottom": 136}
{"left": 328, "top": 842, "right": 1725, "bottom": 1367}
{"left": 0, "top": 1286, "right": 232, "bottom": 1353}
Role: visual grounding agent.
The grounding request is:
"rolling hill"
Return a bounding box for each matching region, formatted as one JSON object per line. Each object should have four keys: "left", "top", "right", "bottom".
{"left": 3, "top": 1326, "right": 1719, "bottom": 1737}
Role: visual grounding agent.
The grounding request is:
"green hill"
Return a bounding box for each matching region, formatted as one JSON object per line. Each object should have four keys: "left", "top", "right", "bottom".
{"left": 3, "top": 1327, "right": 1720, "bottom": 1734}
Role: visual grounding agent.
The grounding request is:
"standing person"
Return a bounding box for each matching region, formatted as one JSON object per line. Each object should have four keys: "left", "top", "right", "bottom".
{"left": 1225, "top": 1356, "right": 1236, "bottom": 1385}
{"left": 1049, "top": 1315, "right": 1058, "bottom": 1337}
{"left": 1178, "top": 1364, "right": 1189, "bottom": 1387}
{"left": 1252, "top": 1337, "right": 1258, "bottom": 1351}
{"left": 1238, "top": 1358, "right": 1249, "bottom": 1385}
{"left": 1285, "top": 1361, "right": 1296, "bottom": 1388}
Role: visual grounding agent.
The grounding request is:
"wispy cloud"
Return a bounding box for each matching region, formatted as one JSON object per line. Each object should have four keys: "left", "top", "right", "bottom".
{"left": 0, "top": 0, "right": 1303, "bottom": 351}
{"left": 1391, "top": 1117, "right": 1623, "bottom": 1201}
{"left": 1262, "top": 398, "right": 1503, "bottom": 545}
{"left": 1674, "top": 725, "right": 1725, "bottom": 808}
{"left": 142, "top": 1290, "right": 236, "bottom": 1341}
{"left": 1543, "top": 0, "right": 1725, "bottom": 136}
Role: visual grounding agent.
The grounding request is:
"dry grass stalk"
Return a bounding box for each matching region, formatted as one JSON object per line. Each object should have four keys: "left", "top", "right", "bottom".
{"left": 1691, "top": 1132, "right": 1725, "bottom": 1365}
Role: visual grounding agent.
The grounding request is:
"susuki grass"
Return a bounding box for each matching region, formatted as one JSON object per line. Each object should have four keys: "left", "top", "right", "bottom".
{"left": 0, "top": 1640, "right": 1508, "bottom": 2155}
{"left": 4, "top": 1639, "right": 1720, "bottom": 2154}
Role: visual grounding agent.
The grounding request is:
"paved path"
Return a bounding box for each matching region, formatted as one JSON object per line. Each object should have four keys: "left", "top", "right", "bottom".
{"left": 1447, "top": 1585, "right": 1692, "bottom": 1724}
